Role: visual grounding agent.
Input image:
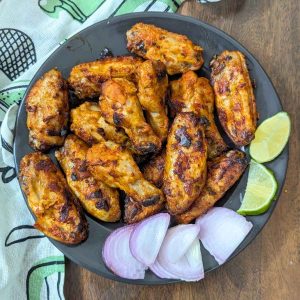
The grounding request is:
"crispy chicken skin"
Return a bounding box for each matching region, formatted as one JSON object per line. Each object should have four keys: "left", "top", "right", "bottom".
{"left": 70, "top": 102, "right": 128, "bottom": 146}
{"left": 210, "top": 50, "right": 257, "bottom": 146}
{"left": 99, "top": 78, "right": 161, "bottom": 155}
{"left": 86, "top": 141, "right": 164, "bottom": 207}
{"left": 19, "top": 152, "right": 88, "bottom": 244}
{"left": 163, "top": 112, "right": 208, "bottom": 215}
{"left": 126, "top": 23, "right": 204, "bottom": 75}
{"left": 170, "top": 71, "right": 228, "bottom": 158}
{"left": 124, "top": 196, "right": 164, "bottom": 224}
{"left": 55, "top": 135, "right": 121, "bottom": 222}
{"left": 142, "top": 150, "right": 166, "bottom": 189}
{"left": 68, "top": 56, "right": 142, "bottom": 99}
{"left": 26, "top": 69, "right": 69, "bottom": 151}
{"left": 136, "top": 60, "right": 169, "bottom": 141}
{"left": 176, "top": 150, "right": 248, "bottom": 224}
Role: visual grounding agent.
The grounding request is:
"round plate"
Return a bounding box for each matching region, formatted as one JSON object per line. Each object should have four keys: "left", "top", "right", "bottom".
{"left": 14, "top": 12, "right": 288, "bottom": 285}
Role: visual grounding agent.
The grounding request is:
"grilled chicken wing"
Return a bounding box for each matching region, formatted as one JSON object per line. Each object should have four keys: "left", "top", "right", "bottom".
{"left": 210, "top": 50, "right": 257, "bottom": 146}
{"left": 163, "top": 112, "right": 208, "bottom": 215}
{"left": 142, "top": 150, "right": 166, "bottom": 189}
{"left": 99, "top": 78, "right": 161, "bottom": 155}
{"left": 127, "top": 23, "right": 204, "bottom": 75}
{"left": 176, "top": 150, "right": 248, "bottom": 224}
{"left": 26, "top": 69, "right": 69, "bottom": 151}
{"left": 70, "top": 102, "right": 128, "bottom": 146}
{"left": 68, "top": 56, "right": 142, "bottom": 99}
{"left": 124, "top": 196, "right": 164, "bottom": 224}
{"left": 170, "top": 71, "right": 228, "bottom": 158}
{"left": 55, "top": 135, "right": 121, "bottom": 222}
{"left": 124, "top": 150, "right": 166, "bottom": 223}
{"left": 86, "top": 141, "right": 164, "bottom": 207}
{"left": 19, "top": 152, "right": 88, "bottom": 244}
{"left": 136, "top": 60, "right": 169, "bottom": 141}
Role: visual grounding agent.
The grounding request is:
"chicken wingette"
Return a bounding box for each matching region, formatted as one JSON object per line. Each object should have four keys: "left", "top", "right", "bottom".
{"left": 124, "top": 196, "right": 164, "bottom": 224}
{"left": 26, "top": 69, "right": 69, "bottom": 151}
{"left": 163, "top": 112, "right": 207, "bottom": 215}
{"left": 136, "top": 60, "right": 169, "bottom": 141}
{"left": 68, "top": 56, "right": 142, "bottom": 99}
{"left": 86, "top": 140, "right": 164, "bottom": 207}
{"left": 176, "top": 150, "right": 248, "bottom": 224}
{"left": 127, "top": 23, "right": 204, "bottom": 75}
{"left": 70, "top": 102, "right": 128, "bottom": 146}
{"left": 19, "top": 152, "right": 88, "bottom": 244}
{"left": 55, "top": 135, "right": 121, "bottom": 222}
{"left": 142, "top": 150, "right": 166, "bottom": 189}
{"left": 170, "top": 71, "right": 228, "bottom": 158}
{"left": 99, "top": 78, "right": 161, "bottom": 155}
{"left": 210, "top": 50, "right": 257, "bottom": 146}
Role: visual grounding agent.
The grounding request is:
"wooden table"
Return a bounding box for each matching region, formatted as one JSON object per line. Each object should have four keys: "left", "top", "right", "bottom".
{"left": 65, "top": 1, "right": 300, "bottom": 299}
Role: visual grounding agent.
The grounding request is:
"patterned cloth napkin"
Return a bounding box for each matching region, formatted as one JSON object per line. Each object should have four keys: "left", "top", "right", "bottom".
{"left": 0, "top": 1, "right": 186, "bottom": 299}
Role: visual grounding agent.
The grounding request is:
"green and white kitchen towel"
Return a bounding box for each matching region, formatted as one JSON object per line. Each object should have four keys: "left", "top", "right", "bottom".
{"left": 0, "top": 1, "right": 184, "bottom": 299}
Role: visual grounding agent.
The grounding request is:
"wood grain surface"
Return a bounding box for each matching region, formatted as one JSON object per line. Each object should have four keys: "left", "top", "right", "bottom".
{"left": 64, "top": 1, "right": 300, "bottom": 299}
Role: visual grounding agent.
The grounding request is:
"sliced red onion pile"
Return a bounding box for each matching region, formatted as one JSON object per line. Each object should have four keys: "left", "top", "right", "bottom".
{"left": 102, "top": 208, "right": 253, "bottom": 281}
{"left": 196, "top": 207, "right": 253, "bottom": 265}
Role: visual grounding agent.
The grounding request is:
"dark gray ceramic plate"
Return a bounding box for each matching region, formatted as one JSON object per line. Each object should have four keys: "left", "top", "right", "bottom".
{"left": 14, "top": 12, "right": 288, "bottom": 285}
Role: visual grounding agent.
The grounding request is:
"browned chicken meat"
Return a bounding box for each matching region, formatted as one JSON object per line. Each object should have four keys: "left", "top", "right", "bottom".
{"left": 26, "top": 69, "right": 69, "bottom": 151}
{"left": 68, "top": 56, "right": 142, "bottom": 99}
{"left": 176, "top": 150, "right": 248, "bottom": 224}
{"left": 163, "top": 112, "right": 208, "bottom": 215}
{"left": 210, "top": 50, "right": 257, "bottom": 146}
{"left": 124, "top": 196, "right": 164, "bottom": 224}
{"left": 99, "top": 78, "right": 161, "bottom": 155}
{"left": 19, "top": 152, "right": 88, "bottom": 244}
{"left": 170, "top": 71, "right": 228, "bottom": 158}
{"left": 136, "top": 60, "right": 169, "bottom": 141}
{"left": 55, "top": 135, "right": 121, "bottom": 222}
{"left": 127, "top": 23, "right": 204, "bottom": 75}
{"left": 70, "top": 101, "right": 128, "bottom": 146}
{"left": 142, "top": 150, "right": 166, "bottom": 189}
{"left": 86, "top": 141, "right": 164, "bottom": 207}
{"left": 124, "top": 150, "right": 166, "bottom": 223}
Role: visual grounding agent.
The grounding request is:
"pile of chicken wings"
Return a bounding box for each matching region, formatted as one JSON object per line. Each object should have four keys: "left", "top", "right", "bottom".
{"left": 19, "top": 23, "right": 257, "bottom": 244}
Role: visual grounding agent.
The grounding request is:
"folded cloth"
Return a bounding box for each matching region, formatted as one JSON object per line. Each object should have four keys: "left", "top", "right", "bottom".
{"left": 0, "top": 1, "right": 183, "bottom": 299}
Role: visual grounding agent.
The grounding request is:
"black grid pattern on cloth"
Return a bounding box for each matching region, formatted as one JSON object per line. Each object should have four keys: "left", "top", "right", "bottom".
{"left": 0, "top": 28, "right": 37, "bottom": 81}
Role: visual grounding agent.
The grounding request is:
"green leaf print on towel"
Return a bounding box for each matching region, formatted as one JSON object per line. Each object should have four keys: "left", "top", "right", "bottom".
{"left": 26, "top": 256, "right": 65, "bottom": 300}
{"left": 0, "top": 83, "right": 28, "bottom": 113}
{"left": 38, "top": 0, "right": 106, "bottom": 23}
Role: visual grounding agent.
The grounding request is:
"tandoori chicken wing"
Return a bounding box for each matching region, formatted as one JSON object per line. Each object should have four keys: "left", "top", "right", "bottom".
{"left": 136, "top": 60, "right": 169, "bottom": 141}
{"left": 124, "top": 196, "right": 164, "bottom": 224}
{"left": 170, "top": 71, "right": 228, "bottom": 158}
{"left": 142, "top": 150, "right": 166, "bottom": 189}
{"left": 176, "top": 150, "right": 248, "bottom": 224}
{"left": 126, "top": 23, "right": 204, "bottom": 75}
{"left": 26, "top": 69, "right": 69, "bottom": 151}
{"left": 68, "top": 56, "right": 142, "bottom": 99}
{"left": 210, "top": 50, "right": 257, "bottom": 146}
{"left": 163, "top": 112, "right": 208, "bottom": 215}
{"left": 86, "top": 141, "right": 164, "bottom": 207}
{"left": 70, "top": 101, "right": 128, "bottom": 146}
{"left": 19, "top": 152, "right": 88, "bottom": 244}
{"left": 55, "top": 135, "right": 121, "bottom": 222}
{"left": 99, "top": 78, "right": 161, "bottom": 155}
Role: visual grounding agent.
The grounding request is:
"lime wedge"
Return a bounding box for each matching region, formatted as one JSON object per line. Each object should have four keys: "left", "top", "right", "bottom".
{"left": 237, "top": 160, "right": 277, "bottom": 215}
{"left": 250, "top": 112, "right": 291, "bottom": 163}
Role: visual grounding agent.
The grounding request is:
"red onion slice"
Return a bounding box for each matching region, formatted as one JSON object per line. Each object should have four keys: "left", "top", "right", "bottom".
{"left": 196, "top": 207, "right": 253, "bottom": 265}
{"left": 156, "top": 239, "right": 204, "bottom": 282}
{"left": 129, "top": 213, "right": 170, "bottom": 266}
{"left": 158, "top": 224, "right": 200, "bottom": 263}
{"left": 102, "top": 225, "right": 147, "bottom": 279}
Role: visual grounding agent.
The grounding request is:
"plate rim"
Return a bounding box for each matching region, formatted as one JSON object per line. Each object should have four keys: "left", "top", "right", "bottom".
{"left": 13, "top": 11, "right": 289, "bottom": 285}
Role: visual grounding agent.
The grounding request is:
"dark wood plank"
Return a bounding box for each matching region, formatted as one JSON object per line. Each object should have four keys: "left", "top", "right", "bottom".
{"left": 64, "top": 1, "right": 300, "bottom": 299}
